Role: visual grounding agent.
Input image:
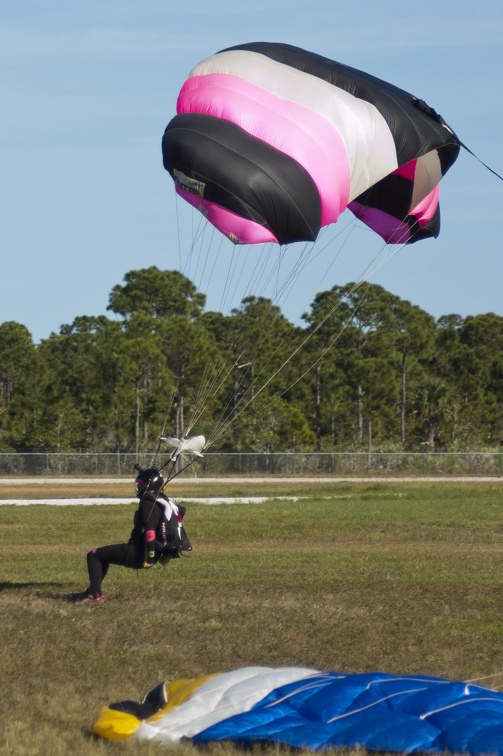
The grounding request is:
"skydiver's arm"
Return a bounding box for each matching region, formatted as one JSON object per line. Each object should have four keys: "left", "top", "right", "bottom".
{"left": 139, "top": 498, "right": 162, "bottom": 567}
{"left": 129, "top": 506, "right": 142, "bottom": 542}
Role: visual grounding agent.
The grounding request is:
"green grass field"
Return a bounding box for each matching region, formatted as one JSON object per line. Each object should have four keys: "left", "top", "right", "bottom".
{"left": 1, "top": 481, "right": 502, "bottom": 755}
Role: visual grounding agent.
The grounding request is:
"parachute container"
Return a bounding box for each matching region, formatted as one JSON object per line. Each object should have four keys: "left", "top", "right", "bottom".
{"left": 163, "top": 43, "right": 460, "bottom": 246}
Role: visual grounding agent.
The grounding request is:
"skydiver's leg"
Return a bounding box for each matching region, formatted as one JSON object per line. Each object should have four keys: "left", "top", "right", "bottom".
{"left": 67, "top": 541, "right": 144, "bottom": 601}
{"left": 86, "top": 542, "right": 141, "bottom": 596}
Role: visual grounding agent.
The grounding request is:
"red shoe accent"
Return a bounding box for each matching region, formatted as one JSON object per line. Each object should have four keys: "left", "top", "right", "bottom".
{"left": 80, "top": 593, "right": 111, "bottom": 603}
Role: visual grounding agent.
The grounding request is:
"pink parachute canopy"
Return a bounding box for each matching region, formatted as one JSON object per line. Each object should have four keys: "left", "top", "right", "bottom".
{"left": 163, "top": 43, "right": 460, "bottom": 245}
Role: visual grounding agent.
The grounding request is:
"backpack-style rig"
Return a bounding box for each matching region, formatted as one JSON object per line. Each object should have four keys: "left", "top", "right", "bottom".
{"left": 155, "top": 496, "right": 192, "bottom": 558}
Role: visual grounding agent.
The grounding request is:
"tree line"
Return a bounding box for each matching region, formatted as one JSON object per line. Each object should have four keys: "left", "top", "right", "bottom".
{"left": 1, "top": 266, "right": 502, "bottom": 454}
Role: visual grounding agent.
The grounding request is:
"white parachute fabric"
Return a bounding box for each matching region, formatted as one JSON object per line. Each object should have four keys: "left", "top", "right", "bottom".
{"left": 159, "top": 434, "right": 206, "bottom": 459}
{"left": 133, "top": 666, "right": 318, "bottom": 744}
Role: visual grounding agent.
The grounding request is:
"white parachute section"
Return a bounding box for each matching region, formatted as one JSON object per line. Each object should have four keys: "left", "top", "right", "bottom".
{"left": 159, "top": 434, "right": 206, "bottom": 462}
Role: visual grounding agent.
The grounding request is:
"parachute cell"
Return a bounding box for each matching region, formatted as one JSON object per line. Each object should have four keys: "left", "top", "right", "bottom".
{"left": 163, "top": 42, "right": 460, "bottom": 245}
{"left": 94, "top": 666, "right": 503, "bottom": 753}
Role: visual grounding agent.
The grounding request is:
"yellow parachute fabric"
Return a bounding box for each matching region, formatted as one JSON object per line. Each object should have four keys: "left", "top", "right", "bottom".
{"left": 93, "top": 673, "right": 218, "bottom": 740}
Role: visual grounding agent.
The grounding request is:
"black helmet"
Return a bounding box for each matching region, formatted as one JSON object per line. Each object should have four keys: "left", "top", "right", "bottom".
{"left": 134, "top": 466, "right": 164, "bottom": 497}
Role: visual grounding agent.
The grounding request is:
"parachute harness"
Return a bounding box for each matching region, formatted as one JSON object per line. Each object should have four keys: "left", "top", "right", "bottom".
{"left": 131, "top": 436, "right": 204, "bottom": 570}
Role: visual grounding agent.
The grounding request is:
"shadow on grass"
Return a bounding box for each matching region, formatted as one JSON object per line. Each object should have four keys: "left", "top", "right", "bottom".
{"left": 0, "top": 581, "right": 67, "bottom": 592}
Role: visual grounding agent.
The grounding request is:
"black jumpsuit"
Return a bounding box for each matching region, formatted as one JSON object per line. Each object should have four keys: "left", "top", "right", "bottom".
{"left": 85, "top": 492, "right": 165, "bottom": 597}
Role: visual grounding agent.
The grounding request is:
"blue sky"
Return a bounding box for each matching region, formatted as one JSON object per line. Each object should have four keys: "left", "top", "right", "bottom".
{"left": 1, "top": 1, "right": 502, "bottom": 343}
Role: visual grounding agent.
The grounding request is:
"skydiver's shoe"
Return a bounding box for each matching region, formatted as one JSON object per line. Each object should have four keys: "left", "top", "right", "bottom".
{"left": 79, "top": 593, "right": 110, "bottom": 603}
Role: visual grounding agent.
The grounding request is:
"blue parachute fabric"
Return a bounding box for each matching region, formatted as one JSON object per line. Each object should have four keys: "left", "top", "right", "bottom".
{"left": 192, "top": 671, "right": 503, "bottom": 753}
{"left": 433, "top": 706, "right": 503, "bottom": 753}
{"left": 427, "top": 697, "right": 503, "bottom": 732}
{"left": 325, "top": 711, "right": 439, "bottom": 752}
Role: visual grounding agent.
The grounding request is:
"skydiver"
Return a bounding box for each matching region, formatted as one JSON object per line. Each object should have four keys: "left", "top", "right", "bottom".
{"left": 67, "top": 466, "right": 190, "bottom": 603}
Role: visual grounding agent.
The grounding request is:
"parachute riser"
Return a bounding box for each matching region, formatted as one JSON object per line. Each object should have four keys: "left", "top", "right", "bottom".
{"left": 163, "top": 456, "right": 201, "bottom": 484}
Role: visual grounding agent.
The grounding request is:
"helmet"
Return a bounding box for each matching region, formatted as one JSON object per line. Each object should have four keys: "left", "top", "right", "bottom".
{"left": 134, "top": 467, "right": 164, "bottom": 497}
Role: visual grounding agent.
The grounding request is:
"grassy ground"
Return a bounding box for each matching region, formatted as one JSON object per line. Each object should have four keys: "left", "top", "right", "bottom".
{"left": 1, "top": 481, "right": 502, "bottom": 755}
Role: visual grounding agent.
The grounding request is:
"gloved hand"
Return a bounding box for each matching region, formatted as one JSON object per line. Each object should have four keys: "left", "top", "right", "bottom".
{"left": 143, "top": 548, "right": 156, "bottom": 569}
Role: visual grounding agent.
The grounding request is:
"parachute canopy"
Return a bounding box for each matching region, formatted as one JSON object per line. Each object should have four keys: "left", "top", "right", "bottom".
{"left": 95, "top": 666, "right": 503, "bottom": 754}
{"left": 163, "top": 43, "right": 460, "bottom": 246}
